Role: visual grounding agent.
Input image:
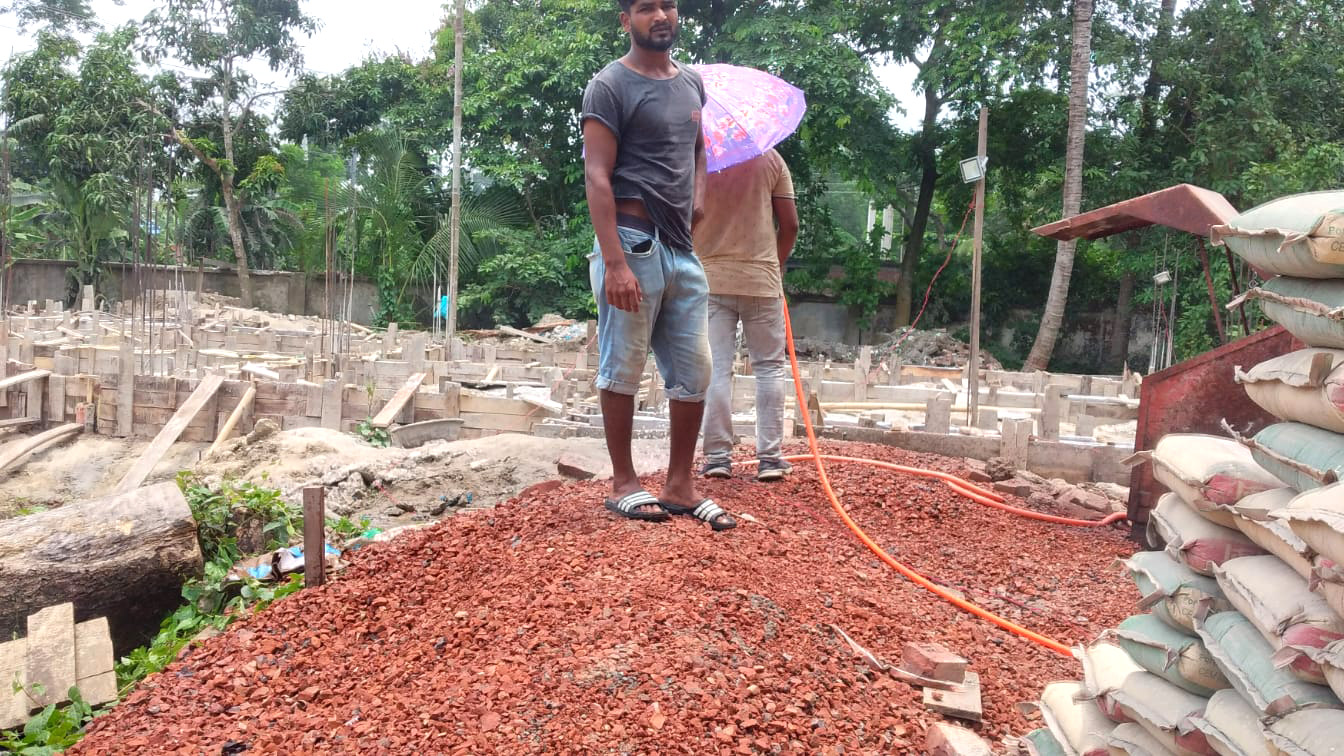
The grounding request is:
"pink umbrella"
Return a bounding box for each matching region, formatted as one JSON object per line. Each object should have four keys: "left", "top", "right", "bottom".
{"left": 695, "top": 63, "right": 806, "bottom": 173}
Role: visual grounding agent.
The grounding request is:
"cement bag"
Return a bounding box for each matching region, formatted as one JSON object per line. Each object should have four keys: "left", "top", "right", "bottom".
{"left": 1109, "top": 671, "right": 1216, "bottom": 756}
{"left": 1040, "top": 681, "right": 1117, "bottom": 756}
{"left": 1107, "top": 723, "right": 1178, "bottom": 756}
{"left": 1240, "top": 277, "right": 1344, "bottom": 350}
{"left": 1194, "top": 609, "right": 1341, "bottom": 716}
{"left": 1080, "top": 640, "right": 1145, "bottom": 723}
{"left": 1112, "top": 614, "right": 1230, "bottom": 696}
{"left": 1024, "top": 727, "right": 1072, "bottom": 756}
{"left": 1232, "top": 489, "right": 1315, "bottom": 579}
{"left": 1152, "top": 493, "right": 1268, "bottom": 576}
{"left": 1210, "top": 191, "right": 1344, "bottom": 279}
{"left": 1264, "top": 708, "right": 1344, "bottom": 756}
{"left": 1150, "top": 434, "right": 1285, "bottom": 526}
{"left": 1184, "top": 689, "right": 1271, "bottom": 756}
{"left": 1235, "top": 349, "right": 1344, "bottom": 434}
{"left": 1213, "top": 556, "right": 1344, "bottom": 685}
{"left": 1313, "top": 555, "right": 1344, "bottom": 620}
{"left": 1274, "top": 483, "right": 1344, "bottom": 568}
{"left": 1242, "top": 423, "right": 1344, "bottom": 493}
{"left": 1126, "top": 550, "right": 1233, "bottom": 633}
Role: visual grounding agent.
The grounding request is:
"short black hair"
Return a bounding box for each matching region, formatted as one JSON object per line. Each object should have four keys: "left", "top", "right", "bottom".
{"left": 617, "top": 0, "right": 634, "bottom": 10}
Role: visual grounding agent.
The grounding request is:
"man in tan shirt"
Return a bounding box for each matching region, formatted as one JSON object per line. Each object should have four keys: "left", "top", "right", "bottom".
{"left": 694, "top": 148, "right": 799, "bottom": 481}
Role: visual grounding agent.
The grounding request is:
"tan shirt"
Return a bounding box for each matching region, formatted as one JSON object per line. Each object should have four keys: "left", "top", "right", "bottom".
{"left": 694, "top": 149, "right": 795, "bottom": 297}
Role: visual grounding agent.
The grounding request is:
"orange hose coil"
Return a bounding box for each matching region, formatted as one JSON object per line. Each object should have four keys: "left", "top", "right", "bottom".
{"left": 779, "top": 298, "right": 1083, "bottom": 657}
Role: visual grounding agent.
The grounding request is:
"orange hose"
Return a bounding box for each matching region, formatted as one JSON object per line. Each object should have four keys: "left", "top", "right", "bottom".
{"left": 755, "top": 455, "right": 1125, "bottom": 528}
{"left": 781, "top": 299, "right": 1075, "bottom": 657}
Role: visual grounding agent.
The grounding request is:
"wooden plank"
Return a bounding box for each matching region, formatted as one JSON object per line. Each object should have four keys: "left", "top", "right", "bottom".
{"left": 0, "top": 369, "right": 50, "bottom": 392}
{"left": 321, "top": 380, "right": 345, "bottom": 431}
{"left": 113, "top": 374, "right": 225, "bottom": 494}
{"left": 116, "top": 341, "right": 133, "bottom": 436}
{"left": 303, "top": 488, "right": 326, "bottom": 587}
{"left": 0, "top": 417, "right": 37, "bottom": 430}
{"left": 73, "top": 618, "right": 116, "bottom": 706}
{"left": 25, "top": 603, "right": 76, "bottom": 709}
{"left": 0, "top": 637, "right": 28, "bottom": 729}
{"left": 0, "top": 424, "right": 82, "bottom": 473}
{"left": 460, "top": 411, "right": 542, "bottom": 433}
{"left": 923, "top": 671, "right": 982, "bottom": 722}
{"left": 47, "top": 375, "right": 66, "bottom": 423}
{"left": 207, "top": 384, "right": 256, "bottom": 458}
{"left": 369, "top": 372, "right": 427, "bottom": 428}
{"left": 459, "top": 394, "right": 549, "bottom": 416}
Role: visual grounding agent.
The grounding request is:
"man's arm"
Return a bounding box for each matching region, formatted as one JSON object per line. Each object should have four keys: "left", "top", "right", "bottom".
{"left": 772, "top": 196, "right": 799, "bottom": 268}
{"left": 584, "top": 119, "right": 642, "bottom": 312}
{"left": 692, "top": 127, "right": 707, "bottom": 229}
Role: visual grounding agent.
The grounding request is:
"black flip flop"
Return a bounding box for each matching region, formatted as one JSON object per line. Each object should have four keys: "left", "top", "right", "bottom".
{"left": 661, "top": 498, "right": 737, "bottom": 531}
{"left": 604, "top": 490, "right": 669, "bottom": 522}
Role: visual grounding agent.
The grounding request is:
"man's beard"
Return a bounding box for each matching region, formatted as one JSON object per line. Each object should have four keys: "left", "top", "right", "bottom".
{"left": 632, "top": 22, "right": 677, "bottom": 52}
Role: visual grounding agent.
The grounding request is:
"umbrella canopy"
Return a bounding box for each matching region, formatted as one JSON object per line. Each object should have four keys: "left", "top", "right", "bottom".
{"left": 696, "top": 63, "right": 806, "bottom": 173}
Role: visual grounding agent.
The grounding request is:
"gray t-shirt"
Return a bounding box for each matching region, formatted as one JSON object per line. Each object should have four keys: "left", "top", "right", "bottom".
{"left": 581, "top": 60, "right": 706, "bottom": 252}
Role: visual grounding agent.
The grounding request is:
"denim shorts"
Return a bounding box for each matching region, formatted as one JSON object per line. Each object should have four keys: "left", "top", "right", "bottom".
{"left": 589, "top": 226, "right": 711, "bottom": 402}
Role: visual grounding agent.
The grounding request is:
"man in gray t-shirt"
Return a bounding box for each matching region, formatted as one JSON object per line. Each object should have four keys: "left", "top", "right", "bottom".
{"left": 580, "top": 0, "right": 736, "bottom": 532}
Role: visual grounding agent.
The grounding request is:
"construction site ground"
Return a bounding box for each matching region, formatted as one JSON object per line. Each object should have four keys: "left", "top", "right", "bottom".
{"left": 0, "top": 427, "right": 669, "bottom": 529}
{"left": 66, "top": 439, "right": 1133, "bottom": 754}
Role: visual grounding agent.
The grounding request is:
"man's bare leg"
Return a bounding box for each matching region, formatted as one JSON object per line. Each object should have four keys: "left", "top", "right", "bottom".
{"left": 601, "top": 389, "right": 640, "bottom": 496}
{"left": 659, "top": 398, "right": 704, "bottom": 508}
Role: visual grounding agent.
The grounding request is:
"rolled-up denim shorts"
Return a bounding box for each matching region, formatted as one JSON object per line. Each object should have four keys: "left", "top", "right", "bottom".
{"left": 589, "top": 225, "right": 711, "bottom": 402}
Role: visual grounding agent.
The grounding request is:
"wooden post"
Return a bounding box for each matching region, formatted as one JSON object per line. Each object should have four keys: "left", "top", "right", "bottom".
{"left": 303, "top": 487, "right": 326, "bottom": 588}
{"left": 967, "top": 106, "right": 988, "bottom": 426}
{"left": 925, "top": 392, "right": 953, "bottom": 435}
{"left": 116, "top": 339, "right": 134, "bottom": 437}
{"left": 447, "top": 0, "right": 466, "bottom": 339}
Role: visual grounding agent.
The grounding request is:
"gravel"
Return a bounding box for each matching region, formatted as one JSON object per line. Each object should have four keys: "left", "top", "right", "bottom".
{"left": 72, "top": 440, "right": 1135, "bottom": 754}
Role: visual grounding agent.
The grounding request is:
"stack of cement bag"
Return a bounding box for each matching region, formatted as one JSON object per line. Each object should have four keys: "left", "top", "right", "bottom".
{"left": 1012, "top": 433, "right": 1344, "bottom": 755}
{"left": 1215, "top": 190, "right": 1344, "bottom": 493}
{"left": 1009, "top": 192, "right": 1344, "bottom": 754}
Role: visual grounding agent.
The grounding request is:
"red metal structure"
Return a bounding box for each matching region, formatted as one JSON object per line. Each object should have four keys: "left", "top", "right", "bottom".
{"left": 1031, "top": 183, "right": 1287, "bottom": 539}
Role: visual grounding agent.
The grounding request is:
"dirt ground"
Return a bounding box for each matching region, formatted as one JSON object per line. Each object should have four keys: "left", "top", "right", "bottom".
{"left": 71, "top": 439, "right": 1137, "bottom": 754}
{"left": 0, "top": 424, "right": 668, "bottom": 530}
{"left": 0, "top": 431, "right": 206, "bottom": 519}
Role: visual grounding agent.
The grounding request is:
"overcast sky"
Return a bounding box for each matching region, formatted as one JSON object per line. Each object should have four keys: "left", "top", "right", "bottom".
{"left": 0, "top": 0, "right": 922, "bottom": 129}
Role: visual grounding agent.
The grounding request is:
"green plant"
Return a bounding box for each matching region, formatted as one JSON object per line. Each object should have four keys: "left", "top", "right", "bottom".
{"left": 0, "top": 686, "right": 96, "bottom": 754}
{"left": 355, "top": 418, "right": 390, "bottom": 448}
{"left": 327, "top": 515, "right": 371, "bottom": 541}
{"left": 176, "top": 472, "right": 299, "bottom": 564}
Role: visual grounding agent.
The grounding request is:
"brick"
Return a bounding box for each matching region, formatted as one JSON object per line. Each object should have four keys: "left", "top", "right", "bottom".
{"left": 25, "top": 603, "right": 76, "bottom": 709}
{"left": 556, "top": 452, "right": 600, "bottom": 480}
{"left": 923, "top": 672, "right": 983, "bottom": 722}
{"left": 519, "top": 480, "right": 564, "bottom": 499}
{"left": 902, "top": 642, "right": 967, "bottom": 684}
{"left": 924, "top": 722, "right": 992, "bottom": 756}
{"left": 991, "top": 478, "right": 1034, "bottom": 498}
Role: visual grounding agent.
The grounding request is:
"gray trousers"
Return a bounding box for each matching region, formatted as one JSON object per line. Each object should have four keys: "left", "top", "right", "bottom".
{"left": 701, "top": 293, "right": 786, "bottom": 463}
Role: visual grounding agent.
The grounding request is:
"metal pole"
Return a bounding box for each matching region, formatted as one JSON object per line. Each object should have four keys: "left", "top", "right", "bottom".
{"left": 1195, "top": 238, "right": 1225, "bottom": 344}
{"left": 447, "top": 0, "right": 465, "bottom": 339}
{"left": 967, "top": 106, "right": 988, "bottom": 426}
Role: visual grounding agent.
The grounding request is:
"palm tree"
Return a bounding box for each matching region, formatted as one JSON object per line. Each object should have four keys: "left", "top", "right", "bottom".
{"left": 1024, "top": 0, "right": 1093, "bottom": 371}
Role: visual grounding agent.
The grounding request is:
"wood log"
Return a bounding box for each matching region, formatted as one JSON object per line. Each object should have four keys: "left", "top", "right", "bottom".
{"left": 0, "top": 482, "right": 204, "bottom": 654}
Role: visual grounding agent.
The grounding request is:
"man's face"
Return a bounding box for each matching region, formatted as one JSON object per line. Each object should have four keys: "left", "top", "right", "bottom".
{"left": 622, "top": 0, "right": 679, "bottom": 52}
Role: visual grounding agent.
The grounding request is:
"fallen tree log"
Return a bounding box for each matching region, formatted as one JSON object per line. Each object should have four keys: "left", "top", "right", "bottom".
{"left": 0, "top": 481, "right": 203, "bottom": 653}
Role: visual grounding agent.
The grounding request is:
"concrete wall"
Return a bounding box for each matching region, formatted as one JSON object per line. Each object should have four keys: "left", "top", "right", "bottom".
{"left": 7, "top": 259, "right": 380, "bottom": 325}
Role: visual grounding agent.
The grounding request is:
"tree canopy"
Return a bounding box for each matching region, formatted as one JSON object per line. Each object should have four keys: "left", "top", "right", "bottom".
{"left": 3, "top": 0, "right": 1344, "bottom": 366}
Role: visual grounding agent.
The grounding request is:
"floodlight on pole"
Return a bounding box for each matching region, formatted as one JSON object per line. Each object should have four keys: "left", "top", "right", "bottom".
{"left": 959, "top": 155, "right": 988, "bottom": 184}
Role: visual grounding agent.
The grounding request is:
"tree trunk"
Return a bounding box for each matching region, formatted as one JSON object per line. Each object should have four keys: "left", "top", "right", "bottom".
{"left": 221, "top": 181, "right": 253, "bottom": 307}
{"left": 0, "top": 482, "right": 204, "bottom": 654}
{"left": 896, "top": 85, "right": 943, "bottom": 326}
{"left": 1107, "top": 270, "right": 1135, "bottom": 370}
{"left": 1024, "top": 0, "right": 1093, "bottom": 371}
{"left": 218, "top": 68, "right": 253, "bottom": 308}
